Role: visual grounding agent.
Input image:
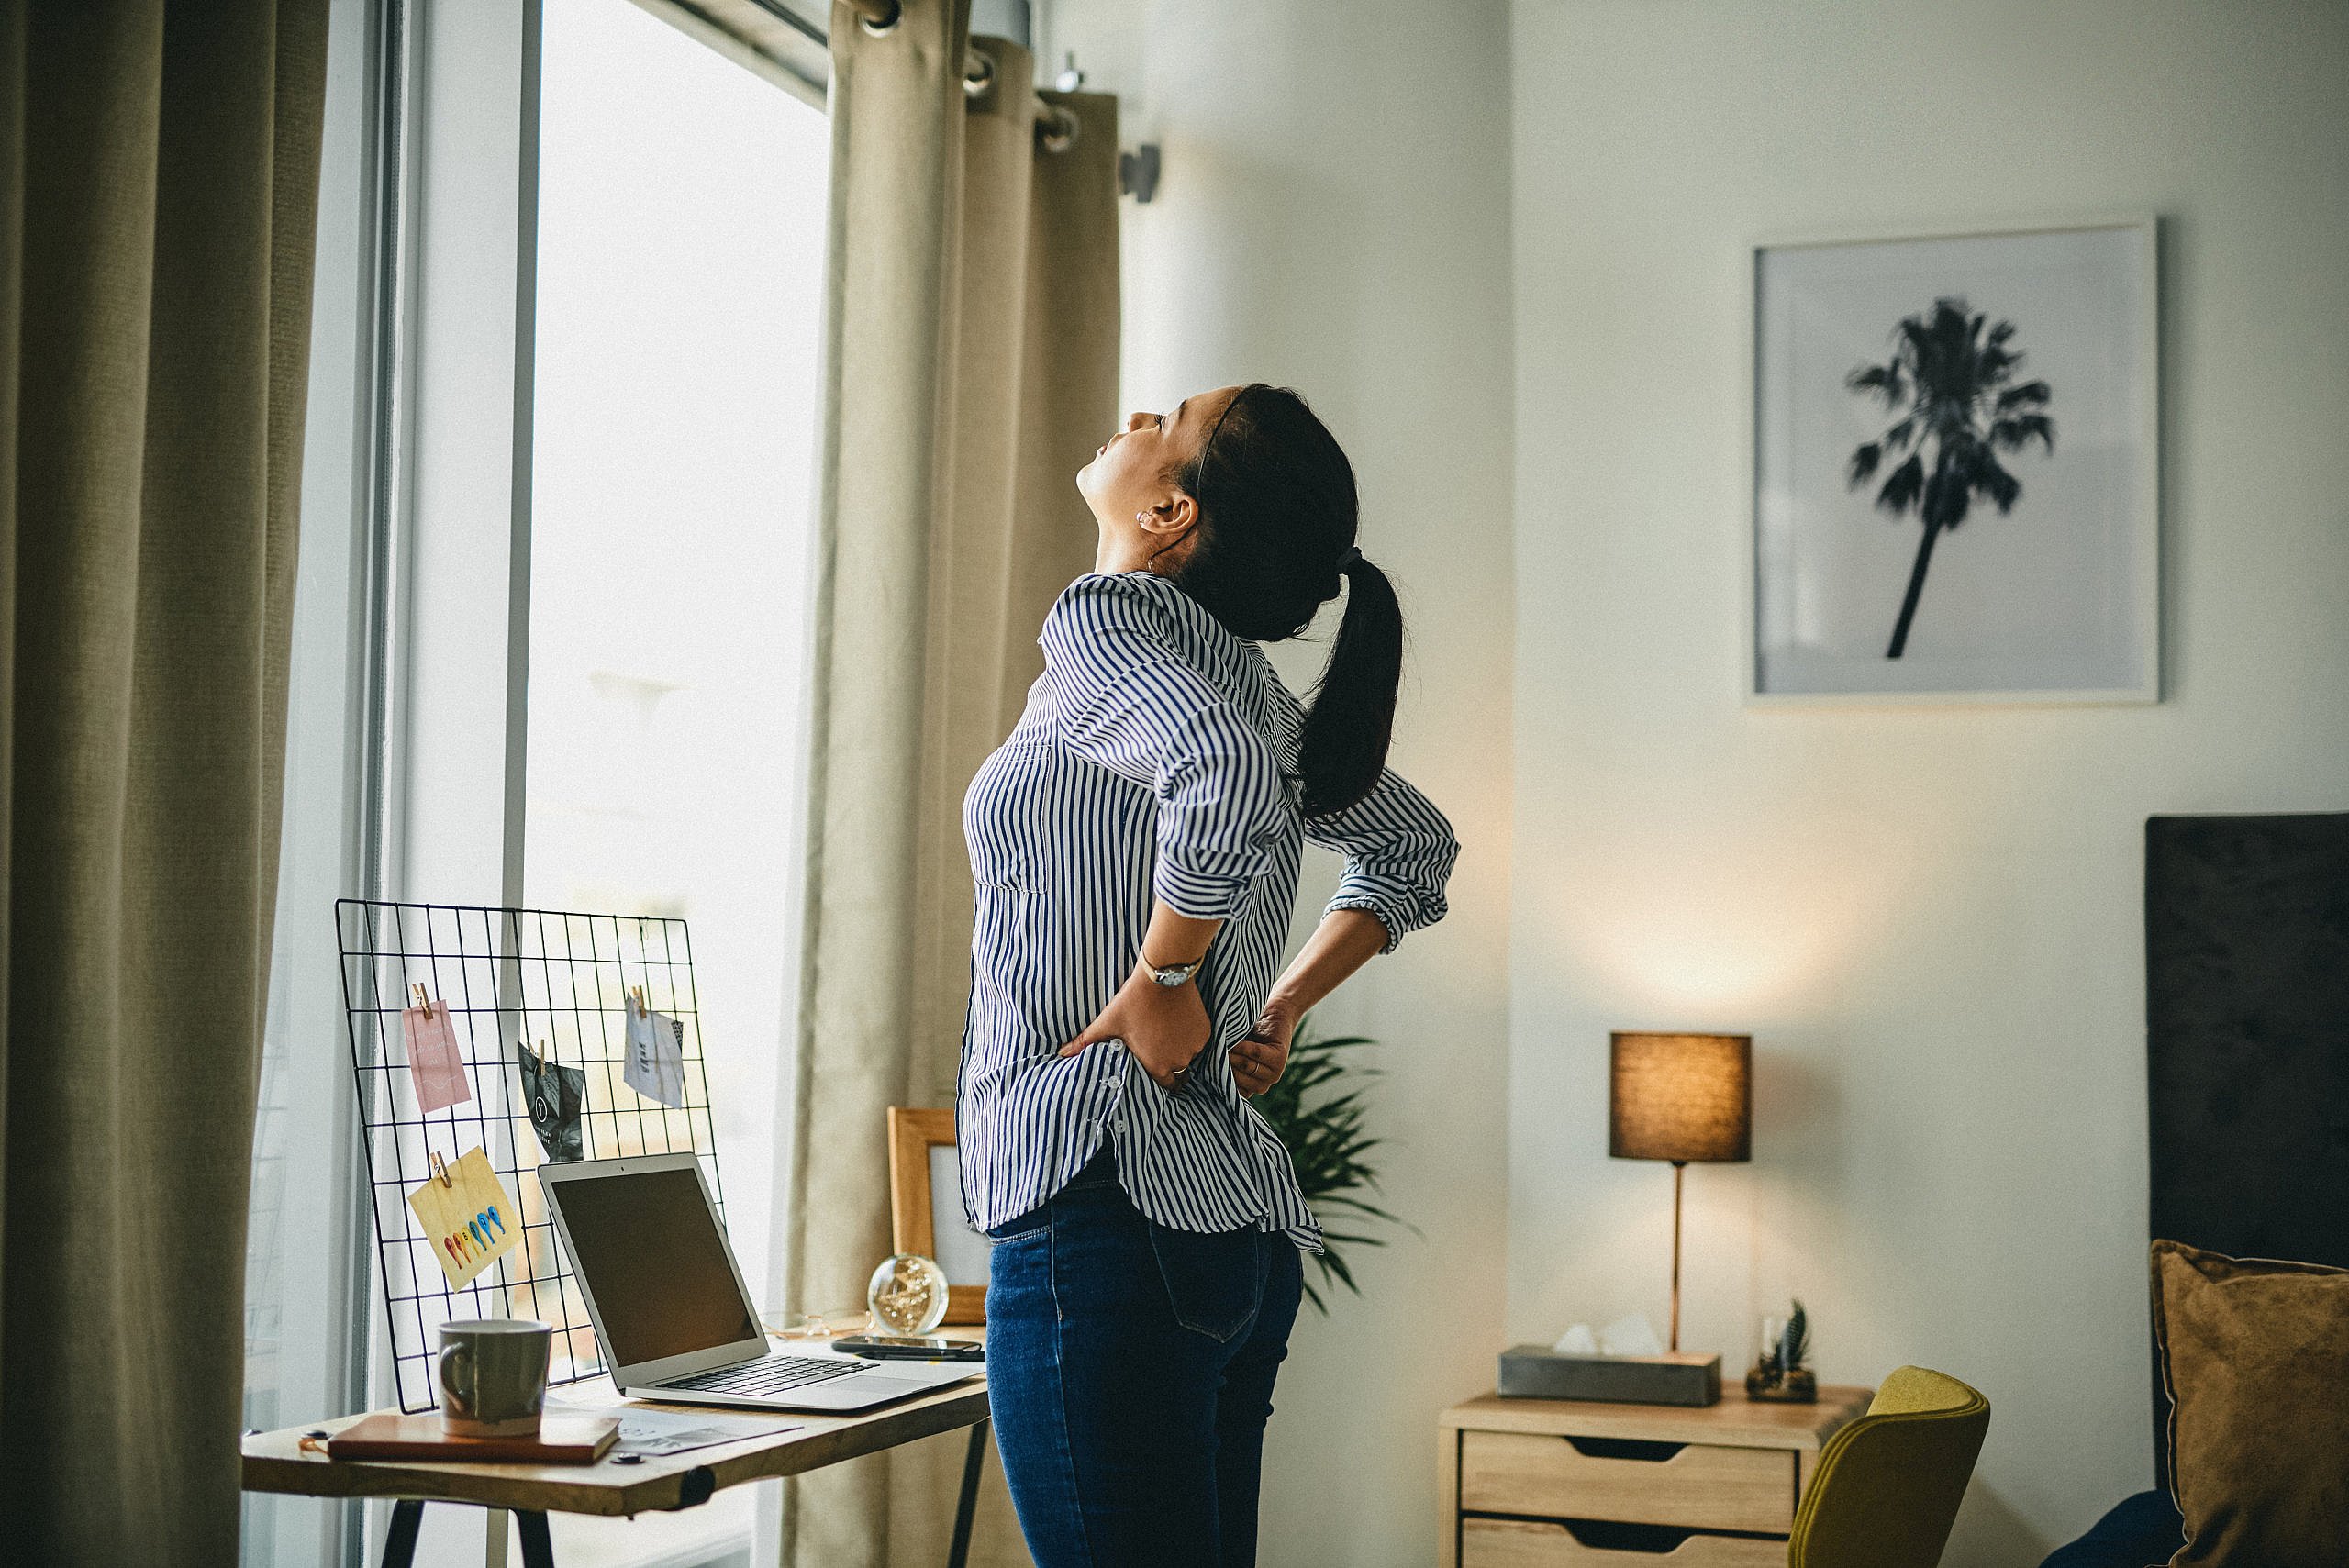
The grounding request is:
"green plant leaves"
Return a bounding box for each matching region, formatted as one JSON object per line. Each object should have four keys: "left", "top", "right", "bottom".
{"left": 1252, "top": 1015, "right": 1415, "bottom": 1314}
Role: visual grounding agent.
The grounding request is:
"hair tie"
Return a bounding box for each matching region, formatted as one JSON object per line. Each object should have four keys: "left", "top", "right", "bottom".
{"left": 1337, "top": 545, "right": 1363, "bottom": 571}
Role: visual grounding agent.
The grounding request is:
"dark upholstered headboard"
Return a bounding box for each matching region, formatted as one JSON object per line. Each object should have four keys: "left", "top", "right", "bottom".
{"left": 2143, "top": 812, "right": 2349, "bottom": 1484}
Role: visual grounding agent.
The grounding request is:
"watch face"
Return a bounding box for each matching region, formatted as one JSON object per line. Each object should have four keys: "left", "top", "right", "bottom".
{"left": 1141, "top": 949, "right": 1197, "bottom": 985}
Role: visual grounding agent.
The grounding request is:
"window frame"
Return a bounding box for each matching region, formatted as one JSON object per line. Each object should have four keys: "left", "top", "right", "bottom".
{"left": 264, "top": 0, "right": 831, "bottom": 1561}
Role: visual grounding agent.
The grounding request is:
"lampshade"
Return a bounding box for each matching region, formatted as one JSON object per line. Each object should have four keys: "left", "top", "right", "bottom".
{"left": 1609, "top": 1032, "right": 1752, "bottom": 1163}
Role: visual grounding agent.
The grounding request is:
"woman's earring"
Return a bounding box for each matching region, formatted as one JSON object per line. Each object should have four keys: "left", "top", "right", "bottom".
{"left": 1135, "top": 512, "right": 1152, "bottom": 524}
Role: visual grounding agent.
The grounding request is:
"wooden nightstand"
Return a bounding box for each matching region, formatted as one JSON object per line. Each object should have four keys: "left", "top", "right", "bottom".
{"left": 1438, "top": 1385, "right": 1872, "bottom": 1567}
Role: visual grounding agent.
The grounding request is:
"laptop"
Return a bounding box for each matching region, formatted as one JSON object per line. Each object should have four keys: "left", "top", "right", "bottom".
{"left": 538, "top": 1151, "right": 978, "bottom": 1412}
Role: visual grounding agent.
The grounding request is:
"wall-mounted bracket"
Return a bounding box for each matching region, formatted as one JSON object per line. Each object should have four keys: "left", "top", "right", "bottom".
{"left": 1119, "top": 143, "right": 1161, "bottom": 204}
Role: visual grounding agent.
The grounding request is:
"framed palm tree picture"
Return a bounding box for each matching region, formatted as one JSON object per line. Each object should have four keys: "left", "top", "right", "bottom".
{"left": 1749, "top": 217, "right": 2157, "bottom": 703}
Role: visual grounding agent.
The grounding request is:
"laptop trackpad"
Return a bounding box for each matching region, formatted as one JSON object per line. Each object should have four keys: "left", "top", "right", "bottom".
{"left": 833, "top": 1374, "right": 932, "bottom": 1407}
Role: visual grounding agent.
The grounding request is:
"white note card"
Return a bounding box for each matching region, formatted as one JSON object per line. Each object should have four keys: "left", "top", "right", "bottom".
{"left": 624, "top": 1005, "right": 687, "bottom": 1107}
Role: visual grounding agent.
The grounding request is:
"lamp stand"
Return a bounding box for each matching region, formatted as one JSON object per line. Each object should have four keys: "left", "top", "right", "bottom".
{"left": 1668, "top": 1160, "right": 1686, "bottom": 1353}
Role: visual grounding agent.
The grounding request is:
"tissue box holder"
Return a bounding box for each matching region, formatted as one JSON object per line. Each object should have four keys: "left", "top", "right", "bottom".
{"left": 1497, "top": 1346, "right": 1722, "bottom": 1407}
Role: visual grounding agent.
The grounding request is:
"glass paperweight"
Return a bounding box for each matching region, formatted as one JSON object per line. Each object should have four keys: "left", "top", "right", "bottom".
{"left": 865, "top": 1252, "right": 951, "bottom": 1335}
{"left": 1745, "top": 1300, "right": 1818, "bottom": 1403}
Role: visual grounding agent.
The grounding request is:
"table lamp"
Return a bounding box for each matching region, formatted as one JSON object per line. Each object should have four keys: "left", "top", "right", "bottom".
{"left": 1609, "top": 1031, "right": 1752, "bottom": 1352}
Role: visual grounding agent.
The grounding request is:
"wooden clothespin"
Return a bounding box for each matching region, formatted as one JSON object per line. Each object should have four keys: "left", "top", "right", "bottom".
{"left": 629, "top": 985, "right": 647, "bottom": 1018}
{"left": 411, "top": 982, "right": 433, "bottom": 1018}
{"left": 429, "top": 1151, "right": 453, "bottom": 1188}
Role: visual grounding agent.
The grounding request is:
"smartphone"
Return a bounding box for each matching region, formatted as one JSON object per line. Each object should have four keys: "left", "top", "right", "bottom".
{"left": 835, "top": 1334, "right": 985, "bottom": 1362}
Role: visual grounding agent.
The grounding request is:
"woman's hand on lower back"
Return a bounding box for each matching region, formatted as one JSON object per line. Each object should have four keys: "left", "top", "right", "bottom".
{"left": 1230, "top": 995, "right": 1299, "bottom": 1097}
{"left": 1059, "top": 969, "right": 1211, "bottom": 1091}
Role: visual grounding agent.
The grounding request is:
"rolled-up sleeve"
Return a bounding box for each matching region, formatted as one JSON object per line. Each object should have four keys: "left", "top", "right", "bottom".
{"left": 1306, "top": 768, "right": 1458, "bottom": 953}
{"left": 1041, "top": 576, "right": 1287, "bottom": 919}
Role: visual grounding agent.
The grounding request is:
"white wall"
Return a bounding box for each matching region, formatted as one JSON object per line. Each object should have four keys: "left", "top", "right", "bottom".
{"left": 1508, "top": 2, "right": 2349, "bottom": 1562}
{"left": 1044, "top": 3, "right": 1518, "bottom": 1562}
{"left": 1023, "top": 4, "right": 2349, "bottom": 1562}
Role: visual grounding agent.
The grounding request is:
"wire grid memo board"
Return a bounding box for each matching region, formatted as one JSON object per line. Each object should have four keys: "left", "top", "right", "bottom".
{"left": 337, "top": 898, "right": 727, "bottom": 1413}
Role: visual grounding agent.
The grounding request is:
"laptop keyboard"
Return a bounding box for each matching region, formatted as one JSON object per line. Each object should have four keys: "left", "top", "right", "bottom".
{"left": 659, "top": 1355, "right": 866, "bottom": 1396}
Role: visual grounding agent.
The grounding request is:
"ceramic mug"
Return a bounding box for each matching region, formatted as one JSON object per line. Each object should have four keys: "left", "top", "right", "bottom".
{"left": 437, "top": 1318, "right": 551, "bottom": 1438}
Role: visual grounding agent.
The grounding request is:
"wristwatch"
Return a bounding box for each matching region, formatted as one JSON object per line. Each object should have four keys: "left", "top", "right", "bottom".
{"left": 1139, "top": 946, "right": 1206, "bottom": 988}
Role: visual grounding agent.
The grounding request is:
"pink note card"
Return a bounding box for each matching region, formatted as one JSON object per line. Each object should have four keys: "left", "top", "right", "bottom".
{"left": 404, "top": 1000, "right": 473, "bottom": 1114}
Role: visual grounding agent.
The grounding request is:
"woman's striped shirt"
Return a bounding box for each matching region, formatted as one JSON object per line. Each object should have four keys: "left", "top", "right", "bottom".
{"left": 956, "top": 570, "right": 1459, "bottom": 1250}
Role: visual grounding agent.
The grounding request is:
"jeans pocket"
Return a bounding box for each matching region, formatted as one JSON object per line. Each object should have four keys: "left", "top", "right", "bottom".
{"left": 986, "top": 1204, "right": 1052, "bottom": 1244}
{"left": 1146, "top": 1222, "right": 1264, "bottom": 1343}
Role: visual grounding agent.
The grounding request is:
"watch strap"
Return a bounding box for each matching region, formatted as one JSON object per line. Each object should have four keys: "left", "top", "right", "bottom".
{"left": 1140, "top": 947, "right": 1204, "bottom": 987}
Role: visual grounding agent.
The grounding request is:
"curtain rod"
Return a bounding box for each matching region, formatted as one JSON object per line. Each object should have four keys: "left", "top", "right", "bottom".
{"left": 758, "top": 0, "right": 1079, "bottom": 150}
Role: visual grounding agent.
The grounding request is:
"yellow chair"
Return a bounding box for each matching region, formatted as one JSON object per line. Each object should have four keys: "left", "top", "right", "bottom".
{"left": 1787, "top": 1366, "right": 1991, "bottom": 1568}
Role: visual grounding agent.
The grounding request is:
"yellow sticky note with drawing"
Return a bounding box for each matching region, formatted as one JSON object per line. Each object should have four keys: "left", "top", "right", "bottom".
{"left": 408, "top": 1148, "right": 521, "bottom": 1289}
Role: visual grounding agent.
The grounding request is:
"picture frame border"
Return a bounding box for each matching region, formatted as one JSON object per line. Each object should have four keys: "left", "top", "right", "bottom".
{"left": 1741, "top": 212, "right": 2162, "bottom": 708}
{"left": 885, "top": 1104, "right": 985, "bottom": 1325}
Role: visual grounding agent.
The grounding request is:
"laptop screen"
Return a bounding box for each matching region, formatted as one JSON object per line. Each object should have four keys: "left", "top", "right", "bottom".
{"left": 548, "top": 1163, "right": 758, "bottom": 1368}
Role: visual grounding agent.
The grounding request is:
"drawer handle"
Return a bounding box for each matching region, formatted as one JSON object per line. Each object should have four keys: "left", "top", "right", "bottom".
{"left": 1558, "top": 1519, "right": 1698, "bottom": 1553}
{"left": 1563, "top": 1435, "right": 1687, "bottom": 1462}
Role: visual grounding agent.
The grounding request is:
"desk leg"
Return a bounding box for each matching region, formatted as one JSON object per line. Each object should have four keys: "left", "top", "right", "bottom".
{"left": 486, "top": 1506, "right": 510, "bottom": 1568}
{"left": 947, "top": 1420, "right": 989, "bottom": 1568}
{"left": 383, "top": 1500, "right": 425, "bottom": 1568}
{"left": 517, "top": 1509, "right": 557, "bottom": 1568}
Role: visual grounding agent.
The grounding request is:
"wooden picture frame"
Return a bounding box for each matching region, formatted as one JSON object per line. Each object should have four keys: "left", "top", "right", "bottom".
{"left": 886, "top": 1106, "right": 985, "bottom": 1325}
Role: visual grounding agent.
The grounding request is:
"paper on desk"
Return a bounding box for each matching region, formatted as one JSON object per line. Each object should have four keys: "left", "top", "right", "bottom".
{"left": 610, "top": 1407, "right": 800, "bottom": 1457}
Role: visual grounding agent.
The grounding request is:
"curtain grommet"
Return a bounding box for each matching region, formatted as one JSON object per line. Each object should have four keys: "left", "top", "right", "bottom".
{"left": 962, "top": 51, "right": 996, "bottom": 102}
{"left": 857, "top": 0, "right": 901, "bottom": 38}
{"left": 1037, "top": 106, "right": 1080, "bottom": 155}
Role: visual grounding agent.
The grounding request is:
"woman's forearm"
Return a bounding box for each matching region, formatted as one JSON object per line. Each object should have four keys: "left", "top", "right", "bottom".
{"left": 1060, "top": 902, "right": 1227, "bottom": 1089}
{"left": 1265, "top": 907, "right": 1388, "bottom": 1016}
{"left": 1141, "top": 903, "right": 1223, "bottom": 972}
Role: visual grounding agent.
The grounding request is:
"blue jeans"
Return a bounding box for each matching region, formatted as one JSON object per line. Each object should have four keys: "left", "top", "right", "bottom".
{"left": 985, "top": 1153, "right": 1305, "bottom": 1567}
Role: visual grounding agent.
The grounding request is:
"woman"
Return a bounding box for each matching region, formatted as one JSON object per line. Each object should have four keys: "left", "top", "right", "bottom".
{"left": 958, "top": 384, "right": 1459, "bottom": 1566}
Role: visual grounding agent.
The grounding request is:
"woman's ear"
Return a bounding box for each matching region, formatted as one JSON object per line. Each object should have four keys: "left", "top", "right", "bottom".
{"left": 1138, "top": 489, "right": 1198, "bottom": 540}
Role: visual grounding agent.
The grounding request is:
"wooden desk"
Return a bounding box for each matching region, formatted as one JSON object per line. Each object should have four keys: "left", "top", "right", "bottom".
{"left": 1438, "top": 1385, "right": 1871, "bottom": 1567}
{"left": 244, "top": 1373, "right": 991, "bottom": 1568}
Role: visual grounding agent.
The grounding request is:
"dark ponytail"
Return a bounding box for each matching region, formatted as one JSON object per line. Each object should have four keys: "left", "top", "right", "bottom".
{"left": 1168, "top": 384, "right": 1405, "bottom": 817}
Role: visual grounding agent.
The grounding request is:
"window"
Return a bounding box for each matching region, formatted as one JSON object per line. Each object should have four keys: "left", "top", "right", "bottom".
{"left": 243, "top": 0, "right": 829, "bottom": 1562}
{"left": 526, "top": 0, "right": 829, "bottom": 1325}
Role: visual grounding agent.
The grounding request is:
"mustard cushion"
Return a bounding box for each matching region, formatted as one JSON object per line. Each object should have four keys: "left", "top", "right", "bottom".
{"left": 2150, "top": 1240, "right": 2349, "bottom": 1567}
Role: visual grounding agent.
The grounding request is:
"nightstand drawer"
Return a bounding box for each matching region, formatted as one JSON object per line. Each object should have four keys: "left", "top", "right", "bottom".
{"left": 1462, "top": 1518, "right": 1786, "bottom": 1568}
{"left": 1459, "top": 1431, "right": 1795, "bottom": 1534}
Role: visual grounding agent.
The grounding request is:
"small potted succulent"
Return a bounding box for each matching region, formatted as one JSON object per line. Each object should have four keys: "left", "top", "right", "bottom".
{"left": 1746, "top": 1300, "right": 1818, "bottom": 1403}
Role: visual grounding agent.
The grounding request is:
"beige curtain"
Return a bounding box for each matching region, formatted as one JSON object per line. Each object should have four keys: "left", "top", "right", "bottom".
{"left": 0, "top": 0, "right": 328, "bottom": 1562}
{"left": 781, "top": 2, "right": 1119, "bottom": 1562}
